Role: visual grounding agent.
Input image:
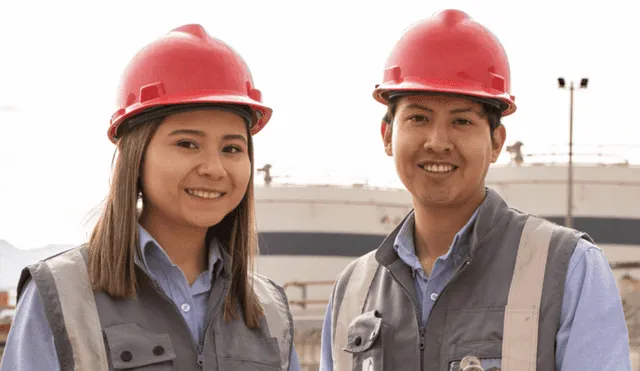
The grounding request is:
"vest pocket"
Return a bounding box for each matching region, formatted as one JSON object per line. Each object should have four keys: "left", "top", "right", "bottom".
{"left": 444, "top": 307, "right": 504, "bottom": 370}
{"left": 103, "top": 323, "right": 176, "bottom": 370}
{"left": 447, "top": 341, "right": 502, "bottom": 371}
{"left": 342, "top": 310, "right": 386, "bottom": 371}
{"left": 215, "top": 334, "right": 282, "bottom": 370}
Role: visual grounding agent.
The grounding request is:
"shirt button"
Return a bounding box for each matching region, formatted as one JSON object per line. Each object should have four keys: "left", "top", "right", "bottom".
{"left": 181, "top": 303, "right": 191, "bottom": 312}
{"left": 430, "top": 293, "right": 438, "bottom": 301}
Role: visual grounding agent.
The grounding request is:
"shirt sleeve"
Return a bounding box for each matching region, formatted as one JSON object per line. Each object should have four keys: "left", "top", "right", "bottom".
{"left": 555, "top": 238, "right": 632, "bottom": 370}
{"left": 287, "top": 344, "right": 303, "bottom": 371}
{"left": 318, "top": 296, "right": 334, "bottom": 371}
{"left": 0, "top": 279, "right": 61, "bottom": 371}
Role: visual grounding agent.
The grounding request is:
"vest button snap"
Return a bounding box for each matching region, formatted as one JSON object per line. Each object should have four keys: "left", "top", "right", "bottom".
{"left": 153, "top": 345, "right": 165, "bottom": 356}
{"left": 419, "top": 343, "right": 425, "bottom": 350}
{"left": 354, "top": 336, "right": 362, "bottom": 346}
{"left": 120, "top": 350, "right": 133, "bottom": 362}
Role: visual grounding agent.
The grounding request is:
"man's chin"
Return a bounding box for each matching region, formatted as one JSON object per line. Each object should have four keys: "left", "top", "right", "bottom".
{"left": 412, "top": 189, "right": 457, "bottom": 208}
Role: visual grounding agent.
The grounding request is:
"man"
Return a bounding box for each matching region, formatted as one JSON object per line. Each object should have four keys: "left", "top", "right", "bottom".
{"left": 319, "top": 9, "right": 630, "bottom": 371}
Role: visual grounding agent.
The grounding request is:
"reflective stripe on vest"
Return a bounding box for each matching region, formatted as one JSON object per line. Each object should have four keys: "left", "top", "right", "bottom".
{"left": 37, "top": 248, "right": 293, "bottom": 371}
{"left": 501, "top": 216, "right": 555, "bottom": 371}
{"left": 332, "top": 250, "right": 379, "bottom": 371}
{"left": 332, "top": 216, "right": 557, "bottom": 371}
{"left": 253, "top": 273, "right": 294, "bottom": 371}
{"left": 44, "top": 248, "right": 109, "bottom": 371}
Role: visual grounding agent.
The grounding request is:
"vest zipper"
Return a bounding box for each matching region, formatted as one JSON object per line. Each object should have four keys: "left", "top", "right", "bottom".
{"left": 197, "top": 279, "right": 230, "bottom": 369}
{"left": 428, "top": 260, "right": 472, "bottom": 368}
{"left": 385, "top": 268, "right": 425, "bottom": 370}
{"left": 419, "top": 327, "right": 426, "bottom": 369}
{"left": 150, "top": 280, "right": 203, "bottom": 366}
{"left": 432, "top": 260, "right": 471, "bottom": 309}
{"left": 386, "top": 259, "right": 472, "bottom": 370}
{"left": 146, "top": 271, "right": 231, "bottom": 369}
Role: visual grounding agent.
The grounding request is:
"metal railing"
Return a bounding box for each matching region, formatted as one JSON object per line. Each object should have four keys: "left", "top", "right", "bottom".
{"left": 501, "top": 144, "right": 640, "bottom": 167}
{"left": 0, "top": 323, "right": 10, "bottom": 360}
{"left": 284, "top": 280, "right": 334, "bottom": 309}
{"left": 612, "top": 262, "right": 640, "bottom": 270}
{"left": 252, "top": 144, "right": 640, "bottom": 191}
{"left": 282, "top": 262, "right": 640, "bottom": 310}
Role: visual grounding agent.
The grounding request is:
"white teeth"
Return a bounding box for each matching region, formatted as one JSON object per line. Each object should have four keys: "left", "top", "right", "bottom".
{"left": 186, "top": 189, "right": 222, "bottom": 199}
{"left": 422, "top": 164, "right": 455, "bottom": 173}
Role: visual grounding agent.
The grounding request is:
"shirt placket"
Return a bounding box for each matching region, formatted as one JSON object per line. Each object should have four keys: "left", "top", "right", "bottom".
{"left": 170, "top": 265, "right": 198, "bottom": 343}
{"left": 421, "top": 258, "right": 452, "bottom": 327}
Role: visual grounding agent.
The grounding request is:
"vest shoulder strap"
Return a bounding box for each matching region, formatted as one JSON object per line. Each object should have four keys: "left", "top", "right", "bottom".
{"left": 28, "top": 246, "right": 108, "bottom": 371}
{"left": 331, "top": 249, "right": 379, "bottom": 371}
{"left": 502, "top": 216, "right": 557, "bottom": 371}
{"left": 252, "top": 273, "right": 295, "bottom": 371}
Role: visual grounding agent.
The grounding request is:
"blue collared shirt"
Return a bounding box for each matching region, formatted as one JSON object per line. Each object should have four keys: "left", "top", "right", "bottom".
{"left": 319, "top": 209, "right": 631, "bottom": 370}
{"left": 1, "top": 225, "right": 302, "bottom": 370}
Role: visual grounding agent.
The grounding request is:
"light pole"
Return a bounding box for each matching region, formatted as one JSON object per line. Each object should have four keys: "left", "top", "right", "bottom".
{"left": 557, "top": 77, "right": 588, "bottom": 228}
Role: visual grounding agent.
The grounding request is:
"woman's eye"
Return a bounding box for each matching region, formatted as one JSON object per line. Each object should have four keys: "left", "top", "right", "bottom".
{"left": 223, "top": 145, "right": 243, "bottom": 153}
{"left": 177, "top": 140, "right": 198, "bottom": 149}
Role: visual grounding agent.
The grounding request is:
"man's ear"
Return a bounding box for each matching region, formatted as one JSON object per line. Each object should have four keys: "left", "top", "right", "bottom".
{"left": 491, "top": 124, "right": 507, "bottom": 162}
{"left": 382, "top": 121, "right": 393, "bottom": 156}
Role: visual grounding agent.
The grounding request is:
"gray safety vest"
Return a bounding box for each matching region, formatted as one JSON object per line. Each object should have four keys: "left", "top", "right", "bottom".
{"left": 329, "top": 188, "right": 589, "bottom": 371}
{"left": 17, "top": 245, "right": 294, "bottom": 371}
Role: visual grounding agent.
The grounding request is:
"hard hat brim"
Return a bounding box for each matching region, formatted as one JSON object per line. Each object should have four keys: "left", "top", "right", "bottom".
{"left": 108, "top": 92, "right": 272, "bottom": 144}
{"left": 373, "top": 81, "right": 516, "bottom": 117}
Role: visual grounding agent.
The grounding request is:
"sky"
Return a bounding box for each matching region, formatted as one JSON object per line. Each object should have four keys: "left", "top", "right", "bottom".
{"left": 0, "top": 0, "right": 639, "bottom": 249}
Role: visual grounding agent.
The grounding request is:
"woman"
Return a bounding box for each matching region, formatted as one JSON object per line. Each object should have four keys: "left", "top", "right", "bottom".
{"left": 1, "top": 24, "right": 302, "bottom": 371}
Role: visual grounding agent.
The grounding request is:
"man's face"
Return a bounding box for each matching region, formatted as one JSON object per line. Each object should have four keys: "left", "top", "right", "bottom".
{"left": 382, "top": 94, "right": 506, "bottom": 208}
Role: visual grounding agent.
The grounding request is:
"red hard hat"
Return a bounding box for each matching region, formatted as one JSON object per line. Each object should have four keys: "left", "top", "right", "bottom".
{"left": 372, "top": 9, "right": 516, "bottom": 116}
{"left": 108, "top": 24, "right": 272, "bottom": 143}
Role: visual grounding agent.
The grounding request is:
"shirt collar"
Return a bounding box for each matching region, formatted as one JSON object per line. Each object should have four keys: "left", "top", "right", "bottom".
{"left": 136, "top": 224, "right": 224, "bottom": 281}
{"left": 393, "top": 202, "right": 482, "bottom": 274}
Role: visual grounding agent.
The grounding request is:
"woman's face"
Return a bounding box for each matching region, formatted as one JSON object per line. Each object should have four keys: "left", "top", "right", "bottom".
{"left": 140, "top": 109, "right": 252, "bottom": 230}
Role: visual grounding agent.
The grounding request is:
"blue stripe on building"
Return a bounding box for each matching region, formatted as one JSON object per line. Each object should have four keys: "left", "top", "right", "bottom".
{"left": 257, "top": 216, "right": 640, "bottom": 256}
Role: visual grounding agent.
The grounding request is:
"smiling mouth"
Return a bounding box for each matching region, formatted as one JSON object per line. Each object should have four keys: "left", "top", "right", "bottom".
{"left": 185, "top": 188, "right": 225, "bottom": 199}
{"left": 419, "top": 163, "right": 458, "bottom": 174}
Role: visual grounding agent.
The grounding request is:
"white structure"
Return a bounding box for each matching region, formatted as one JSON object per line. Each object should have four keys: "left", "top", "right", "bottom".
{"left": 255, "top": 161, "right": 640, "bottom": 309}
